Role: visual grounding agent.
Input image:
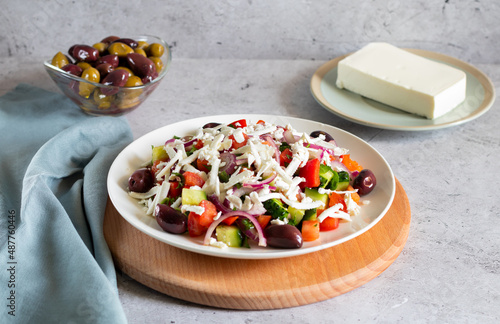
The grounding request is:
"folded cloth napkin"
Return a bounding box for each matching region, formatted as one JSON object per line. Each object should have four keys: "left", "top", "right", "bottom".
{"left": 0, "top": 84, "right": 132, "bottom": 323}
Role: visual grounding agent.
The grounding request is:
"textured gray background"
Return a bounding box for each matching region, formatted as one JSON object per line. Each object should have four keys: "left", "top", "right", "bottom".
{"left": 1, "top": 1, "right": 499, "bottom": 323}
{"left": 1, "top": 0, "right": 498, "bottom": 63}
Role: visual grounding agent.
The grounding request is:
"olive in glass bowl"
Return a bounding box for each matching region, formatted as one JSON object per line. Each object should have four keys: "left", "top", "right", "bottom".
{"left": 44, "top": 35, "right": 171, "bottom": 117}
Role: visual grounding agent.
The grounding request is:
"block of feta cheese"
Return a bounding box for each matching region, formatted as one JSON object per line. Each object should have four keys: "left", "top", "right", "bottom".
{"left": 335, "top": 42, "right": 466, "bottom": 119}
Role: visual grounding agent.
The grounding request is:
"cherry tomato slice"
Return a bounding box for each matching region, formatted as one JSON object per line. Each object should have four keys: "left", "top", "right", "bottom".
{"left": 228, "top": 119, "right": 247, "bottom": 128}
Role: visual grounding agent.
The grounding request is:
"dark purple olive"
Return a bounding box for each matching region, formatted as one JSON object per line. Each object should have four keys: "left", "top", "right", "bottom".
{"left": 202, "top": 122, "right": 221, "bottom": 129}
{"left": 352, "top": 169, "right": 377, "bottom": 196}
{"left": 264, "top": 224, "right": 303, "bottom": 249}
{"left": 126, "top": 53, "right": 156, "bottom": 78}
{"left": 141, "top": 71, "right": 159, "bottom": 84}
{"left": 96, "top": 54, "right": 119, "bottom": 68}
{"left": 101, "top": 70, "right": 130, "bottom": 95}
{"left": 95, "top": 63, "right": 114, "bottom": 78}
{"left": 113, "top": 38, "right": 138, "bottom": 49}
{"left": 310, "top": 130, "right": 334, "bottom": 142}
{"left": 70, "top": 45, "right": 100, "bottom": 63}
{"left": 219, "top": 152, "right": 237, "bottom": 175}
{"left": 101, "top": 35, "right": 120, "bottom": 44}
{"left": 68, "top": 45, "right": 77, "bottom": 58}
{"left": 155, "top": 204, "right": 187, "bottom": 234}
{"left": 61, "top": 64, "right": 83, "bottom": 77}
{"left": 128, "top": 168, "right": 154, "bottom": 193}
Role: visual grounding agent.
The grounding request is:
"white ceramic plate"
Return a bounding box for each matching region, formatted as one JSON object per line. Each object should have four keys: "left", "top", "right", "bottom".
{"left": 107, "top": 114, "right": 396, "bottom": 259}
{"left": 310, "top": 49, "right": 496, "bottom": 131}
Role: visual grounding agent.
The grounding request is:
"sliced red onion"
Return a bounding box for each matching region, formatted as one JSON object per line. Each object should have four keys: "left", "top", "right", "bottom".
{"left": 242, "top": 172, "right": 277, "bottom": 189}
{"left": 304, "top": 142, "right": 337, "bottom": 158}
{"left": 283, "top": 130, "right": 300, "bottom": 144}
{"left": 219, "top": 152, "right": 237, "bottom": 175}
{"left": 223, "top": 198, "right": 232, "bottom": 209}
{"left": 208, "top": 194, "right": 233, "bottom": 214}
{"left": 165, "top": 138, "right": 176, "bottom": 146}
{"left": 231, "top": 186, "right": 254, "bottom": 197}
{"left": 203, "top": 211, "right": 267, "bottom": 247}
{"left": 235, "top": 218, "right": 259, "bottom": 241}
{"left": 182, "top": 137, "right": 197, "bottom": 148}
{"left": 235, "top": 158, "right": 247, "bottom": 166}
{"left": 166, "top": 136, "right": 197, "bottom": 148}
{"left": 261, "top": 134, "right": 280, "bottom": 163}
{"left": 303, "top": 142, "right": 324, "bottom": 150}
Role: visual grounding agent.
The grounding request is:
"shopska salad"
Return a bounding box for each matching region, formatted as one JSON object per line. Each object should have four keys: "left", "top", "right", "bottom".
{"left": 127, "top": 119, "right": 376, "bottom": 249}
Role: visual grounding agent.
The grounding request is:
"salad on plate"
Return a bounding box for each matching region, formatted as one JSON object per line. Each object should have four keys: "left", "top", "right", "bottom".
{"left": 127, "top": 118, "right": 377, "bottom": 249}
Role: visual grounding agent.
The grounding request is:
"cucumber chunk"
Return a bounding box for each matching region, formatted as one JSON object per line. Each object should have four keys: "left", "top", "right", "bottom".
{"left": 305, "top": 187, "right": 329, "bottom": 206}
{"left": 181, "top": 188, "right": 207, "bottom": 206}
{"left": 319, "top": 164, "right": 335, "bottom": 188}
{"left": 327, "top": 170, "right": 349, "bottom": 191}
{"left": 216, "top": 225, "right": 243, "bottom": 247}
{"left": 327, "top": 170, "right": 339, "bottom": 190}
{"left": 288, "top": 206, "right": 305, "bottom": 226}
{"left": 152, "top": 145, "right": 168, "bottom": 163}
{"left": 263, "top": 198, "right": 290, "bottom": 220}
{"left": 336, "top": 171, "right": 350, "bottom": 191}
{"left": 303, "top": 208, "right": 318, "bottom": 221}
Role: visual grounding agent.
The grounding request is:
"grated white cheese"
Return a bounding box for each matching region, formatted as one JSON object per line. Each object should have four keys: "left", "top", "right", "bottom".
{"left": 222, "top": 168, "right": 254, "bottom": 190}
{"left": 156, "top": 148, "right": 183, "bottom": 181}
{"left": 146, "top": 180, "right": 170, "bottom": 216}
{"left": 181, "top": 204, "right": 205, "bottom": 215}
{"left": 231, "top": 128, "right": 245, "bottom": 143}
{"left": 271, "top": 218, "right": 289, "bottom": 225}
{"left": 170, "top": 197, "right": 182, "bottom": 208}
{"left": 279, "top": 194, "right": 324, "bottom": 210}
{"left": 344, "top": 193, "right": 361, "bottom": 216}
{"left": 128, "top": 185, "right": 159, "bottom": 199}
{"left": 226, "top": 195, "right": 242, "bottom": 210}
{"left": 317, "top": 203, "right": 352, "bottom": 222}
{"left": 210, "top": 237, "right": 228, "bottom": 249}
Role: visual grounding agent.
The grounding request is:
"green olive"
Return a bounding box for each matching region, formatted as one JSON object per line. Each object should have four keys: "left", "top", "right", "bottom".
{"left": 107, "top": 42, "right": 134, "bottom": 58}
{"left": 117, "top": 94, "right": 141, "bottom": 110}
{"left": 81, "top": 67, "right": 100, "bottom": 83}
{"left": 136, "top": 41, "right": 149, "bottom": 50}
{"left": 146, "top": 43, "right": 165, "bottom": 57}
{"left": 51, "top": 52, "right": 70, "bottom": 68}
{"left": 124, "top": 75, "right": 143, "bottom": 87}
{"left": 120, "top": 76, "right": 143, "bottom": 108}
{"left": 77, "top": 62, "right": 92, "bottom": 70}
{"left": 134, "top": 48, "right": 147, "bottom": 57}
{"left": 149, "top": 57, "right": 164, "bottom": 73}
{"left": 93, "top": 42, "right": 108, "bottom": 55}
{"left": 93, "top": 89, "right": 113, "bottom": 109}
{"left": 79, "top": 67, "right": 100, "bottom": 97}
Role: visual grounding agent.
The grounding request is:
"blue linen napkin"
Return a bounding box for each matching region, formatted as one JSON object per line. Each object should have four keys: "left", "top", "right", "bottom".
{"left": 0, "top": 84, "right": 132, "bottom": 323}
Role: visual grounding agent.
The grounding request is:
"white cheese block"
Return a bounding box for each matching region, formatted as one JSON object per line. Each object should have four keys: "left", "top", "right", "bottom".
{"left": 336, "top": 42, "right": 466, "bottom": 119}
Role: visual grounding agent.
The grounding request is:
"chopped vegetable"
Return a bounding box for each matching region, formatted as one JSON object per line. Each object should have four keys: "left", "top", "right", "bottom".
{"left": 301, "top": 220, "right": 320, "bottom": 241}
{"left": 127, "top": 118, "right": 375, "bottom": 250}
{"left": 299, "top": 158, "right": 321, "bottom": 188}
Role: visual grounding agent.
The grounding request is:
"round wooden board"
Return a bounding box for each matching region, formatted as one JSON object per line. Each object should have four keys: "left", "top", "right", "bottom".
{"left": 104, "top": 179, "right": 411, "bottom": 310}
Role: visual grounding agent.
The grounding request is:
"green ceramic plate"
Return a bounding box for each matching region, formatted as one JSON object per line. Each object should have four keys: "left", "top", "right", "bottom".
{"left": 311, "top": 49, "right": 495, "bottom": 131}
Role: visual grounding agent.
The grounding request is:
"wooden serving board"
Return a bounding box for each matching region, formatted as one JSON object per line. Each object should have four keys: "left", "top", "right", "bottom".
{"left": 104, "top": 179, "right": 411, "bottom": 310}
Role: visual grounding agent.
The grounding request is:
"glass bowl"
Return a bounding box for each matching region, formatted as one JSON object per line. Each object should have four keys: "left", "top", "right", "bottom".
{"left": 44, "top": 35, "right": 171, "bottom": 116}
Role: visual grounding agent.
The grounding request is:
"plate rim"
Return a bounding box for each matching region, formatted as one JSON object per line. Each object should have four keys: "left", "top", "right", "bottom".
{"left": 107, "top": 114, "right": 396, "bottom": 259}
{"left": 310, "top": 48, "right": 496, "bottom": 131}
